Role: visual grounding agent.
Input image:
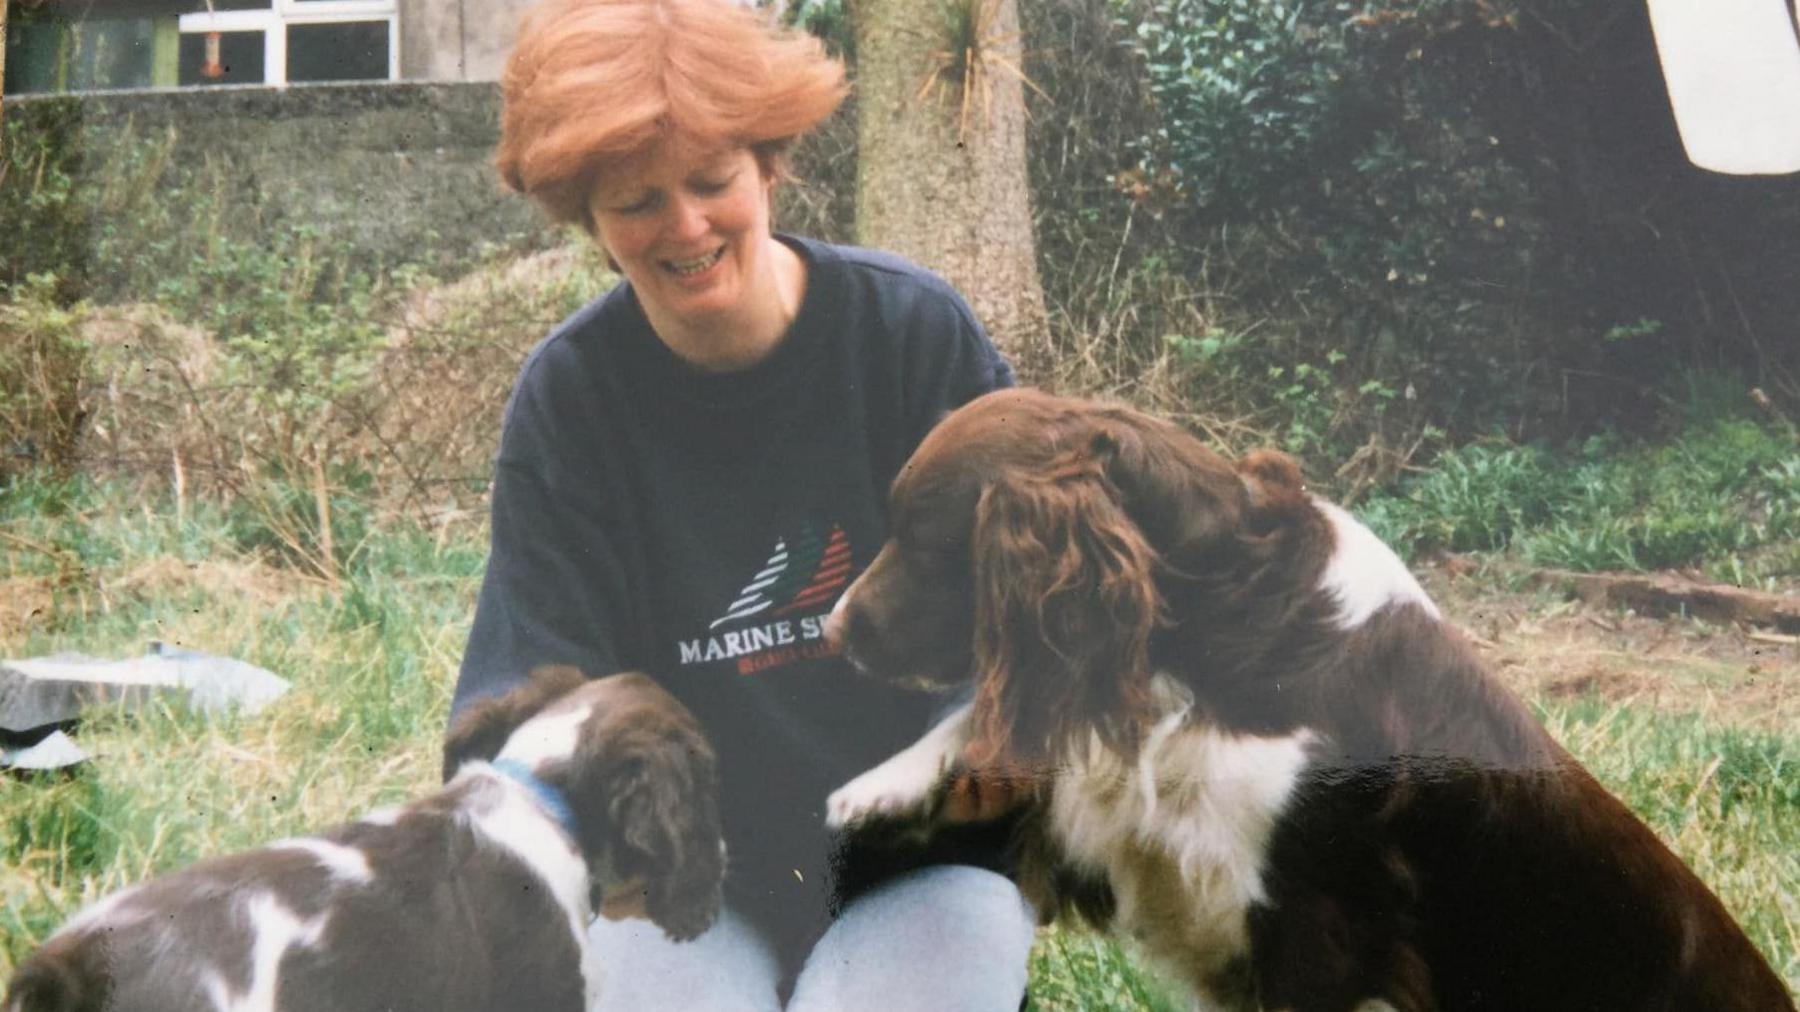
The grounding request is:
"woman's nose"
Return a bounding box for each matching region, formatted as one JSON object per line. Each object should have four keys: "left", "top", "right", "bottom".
{"left": 665, "top": 195, "right": 710, "bottom": 241}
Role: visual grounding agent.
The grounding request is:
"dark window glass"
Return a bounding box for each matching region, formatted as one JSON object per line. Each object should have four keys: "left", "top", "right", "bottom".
{"left": 178, "top": 30, "right": 265, "bottom": 86}
{"left": 67, "top": 18, "right": 158, "bottom": 91}
{"left": 3, "top": 10, "right": 67, "bottom": 94}
{"left": 185, "top": 0, "right": 270, "bottom": 10}
{"left": 286, "top": 20, "right": 389, "bottom": 83}
{"left": 4, "top": 13, "right": 168, "bottom": 94}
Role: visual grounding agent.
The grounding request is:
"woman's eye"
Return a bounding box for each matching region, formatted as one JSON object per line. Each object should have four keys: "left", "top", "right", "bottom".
{"left": 606, "top": 192, "right": 658, "bottom": 215}
{"left": 691, "top": 172, "right": 738, "bottom": 196}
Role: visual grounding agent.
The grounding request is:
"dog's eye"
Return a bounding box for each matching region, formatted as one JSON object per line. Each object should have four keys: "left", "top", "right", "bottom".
{"left": 902, "top": 535, "right": 965, "bottom": 571}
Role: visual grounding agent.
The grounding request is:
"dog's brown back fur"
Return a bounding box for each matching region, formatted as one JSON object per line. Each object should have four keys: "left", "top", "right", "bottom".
{"left": 7, "top": 667, "right": 724, "bottom": 1012}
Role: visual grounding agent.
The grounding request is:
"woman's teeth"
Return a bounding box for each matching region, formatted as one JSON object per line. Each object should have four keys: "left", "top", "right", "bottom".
{"left": 667, "top": 248, "right": 725, "bottom": 276}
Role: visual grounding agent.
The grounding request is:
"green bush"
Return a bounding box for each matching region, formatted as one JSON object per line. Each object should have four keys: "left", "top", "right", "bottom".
{"left": 0, "top": 112, "right": 92, "bottom": 298}
{"left": 1131, "top": 0, "right": 1356, "bottom": 216}
{"left": 1363, "top": 403, "right": 1800, "bottom": 580}
{"left": 1121, "top": 0, "right": 1800, "bottom": 441}
{"left": 1513, "top": 418, "right": 1800, "bottom": 574}
{"left": 1359, "top": 441, "right": 1566, "bottom": 554}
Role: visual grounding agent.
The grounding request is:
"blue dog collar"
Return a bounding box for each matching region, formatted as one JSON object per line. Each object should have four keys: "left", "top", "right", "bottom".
{"left": 490, "top": 759, "right": 581, "bottom": 841}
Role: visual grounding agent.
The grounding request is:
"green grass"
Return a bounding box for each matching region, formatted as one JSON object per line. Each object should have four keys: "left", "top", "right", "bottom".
{"left": 1, "top": 477, "right": 474, "bottom": 974}
{"left": 2, "top": 475, "right": 1796, "bottom": 1001}
{"left": 1540, "top": 698, "right": 1800, "bottom": 987}
{"left": 1360, "top": 414, "right": 1800, "bottom": 587}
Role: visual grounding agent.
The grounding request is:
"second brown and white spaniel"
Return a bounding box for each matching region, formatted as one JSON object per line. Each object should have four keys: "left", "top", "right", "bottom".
{"left": 824, "top": 388, "right": 1792, "bottom": 1011}
{"left": 5, "top": 668, "right": 724, "bottom": 1012}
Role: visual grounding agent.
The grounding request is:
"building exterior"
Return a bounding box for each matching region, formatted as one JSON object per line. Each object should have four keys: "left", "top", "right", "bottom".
{"left": 2, "top": 0, "right": 533, "bottom": 94}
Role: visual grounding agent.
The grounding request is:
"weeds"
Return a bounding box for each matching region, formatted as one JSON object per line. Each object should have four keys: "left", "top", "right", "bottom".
{"left": 1539, "top": 697, "right": 1800, "bottom": 986}
{"left": 0, "top": 276, "right": 88, "bottom": 483}
{"left": 2, "top": 476, "right": 1796, "bottom": 997}
{"left": 1363, "top": 405, "right": 1800, "bottom": 584}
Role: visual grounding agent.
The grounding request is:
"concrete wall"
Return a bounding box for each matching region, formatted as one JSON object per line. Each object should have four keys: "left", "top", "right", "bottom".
{"left": 397, "top": 0, "right": 537, "bottom": 82}
{"left": 3, "top": 80, "right": 555, "bottom": 275}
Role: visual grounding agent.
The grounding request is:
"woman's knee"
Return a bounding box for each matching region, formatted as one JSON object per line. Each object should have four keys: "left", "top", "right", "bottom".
{"left": 587, "top": 906, "right": 783, "bottom": 1012}
{"left": 787, "top": 865, "right": 1036, "bottom": 1012}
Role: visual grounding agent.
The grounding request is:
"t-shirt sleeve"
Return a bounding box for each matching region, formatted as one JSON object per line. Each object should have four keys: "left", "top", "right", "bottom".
{"left": 449, "top": 352, "right": 630, "bottom": 721}
{"left": 899, "top": 280, "right": 1017, "bottom": 446}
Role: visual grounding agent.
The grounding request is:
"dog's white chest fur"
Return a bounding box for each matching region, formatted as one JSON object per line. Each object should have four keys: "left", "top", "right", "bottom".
{"left": 1051, "top": 705, "right": 1313, "bottom": 1003}
{"left": 824, "top": 680, "right": 1315, "bottom": 1006}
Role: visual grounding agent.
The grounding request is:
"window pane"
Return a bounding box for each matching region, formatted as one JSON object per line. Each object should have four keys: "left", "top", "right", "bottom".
{"left": 68, "top": 19, "right": 159, "bottom": 91}
{"left": 286, "top": 21, "right": 389, "bottom": 83}
{"left": 177, "top": 30, "right": 266, "bottom": 86}
{"left": 2, "top": 10, "right": 66, "bottom": 95}
{"left": 184, "top": 0, "right": 270, "bottom": 10}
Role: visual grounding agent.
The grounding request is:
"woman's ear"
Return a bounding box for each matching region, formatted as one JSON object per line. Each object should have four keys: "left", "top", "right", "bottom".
{"left": 969, "top": 460, "right": 1162, "bottom": 765}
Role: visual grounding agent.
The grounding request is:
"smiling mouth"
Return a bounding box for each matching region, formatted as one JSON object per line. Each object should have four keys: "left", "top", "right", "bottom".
{"left": 664, "top": 247, "right": 725, "bottom": 277}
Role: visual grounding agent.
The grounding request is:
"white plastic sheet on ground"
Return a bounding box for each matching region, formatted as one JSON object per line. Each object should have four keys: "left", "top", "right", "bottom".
{"left": 1, "top": 731, "right": 89, "bottom": 771}
{"left": 0, "top": 643, "right": 289, "bottom": 770}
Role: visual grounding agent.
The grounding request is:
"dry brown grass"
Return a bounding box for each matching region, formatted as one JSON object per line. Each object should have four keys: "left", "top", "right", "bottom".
{"left": 358, "top": 242, "right": 613, "bottom": 515}
{"left": 41, "top": 240, "right": 614, "bottom": 521}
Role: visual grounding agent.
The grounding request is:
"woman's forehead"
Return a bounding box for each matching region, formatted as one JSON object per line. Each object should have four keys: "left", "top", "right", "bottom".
{"left": 596, "top": 134, "right": 749, "bottom": 190}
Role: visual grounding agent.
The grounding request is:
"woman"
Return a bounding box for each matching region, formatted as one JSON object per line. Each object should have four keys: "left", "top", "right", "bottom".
{"left": 449, "top": 0, "right": 1035, "bottom": 1008}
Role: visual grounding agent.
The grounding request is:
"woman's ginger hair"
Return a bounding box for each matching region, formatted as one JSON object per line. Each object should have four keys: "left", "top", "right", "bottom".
{"left": 495, "top": 0, "right": 847, "bottom": 228}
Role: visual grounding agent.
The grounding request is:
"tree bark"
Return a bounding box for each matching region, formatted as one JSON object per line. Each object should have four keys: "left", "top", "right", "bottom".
{"left": 1, "top": 0, "right": 11, "bottom": 124}
{"left": 853, "top": 0, "right": 1051, "bottom": 374}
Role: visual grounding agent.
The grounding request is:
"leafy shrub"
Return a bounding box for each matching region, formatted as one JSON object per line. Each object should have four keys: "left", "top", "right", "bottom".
{"left": 1131, "top": 0, "right": 1355, "bottom": 215}
{"left": 0, "top": 112, "right": 92, "bottom": 299}
{"left": 1358, "top": 441, "right": 1565, "bottom": 554}
{"left": 1365, "top": 403, "right": 1800, "bottom": 578}
{"left": 0, "top": 234, "right": 612, "bottom": 539}
{"left": 1120, "top": 0, "right": 1800, "bottom": 441}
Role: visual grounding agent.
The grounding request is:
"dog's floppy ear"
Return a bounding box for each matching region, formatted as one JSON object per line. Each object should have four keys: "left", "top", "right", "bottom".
{"left": 4, "top": 942, "right": 108, "bottom": 1012}
{"left": 1090, "top": 414, "right": 1251, "bottom": 570}
{"left": 564, "top": 680, "right": 725, "bottom": 942}
{"left": 969, "top": 457, "right": 1162, "bottom": 765}
{"left": 441, "top": 665, "right": 589, "bottom": 782}
{"left": 1236, "top": 448, "right": 1309, "bottom": 534}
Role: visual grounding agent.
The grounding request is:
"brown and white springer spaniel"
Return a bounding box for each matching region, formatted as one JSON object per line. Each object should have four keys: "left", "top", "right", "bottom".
{"left": 824, "top": 388, "right": 1793, "bottom": 1011}
{"left": 4, "top": 668, "right": 724, "bottom": 1012}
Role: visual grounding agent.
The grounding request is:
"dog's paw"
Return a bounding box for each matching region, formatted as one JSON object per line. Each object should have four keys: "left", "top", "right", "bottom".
{"left": 826, "top": 749, "right": 949, "bottom": 829}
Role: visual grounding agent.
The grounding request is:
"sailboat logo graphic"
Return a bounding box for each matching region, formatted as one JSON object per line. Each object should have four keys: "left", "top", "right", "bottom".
{"left": 710, "top": 524, "right": 853, "bottom": 629}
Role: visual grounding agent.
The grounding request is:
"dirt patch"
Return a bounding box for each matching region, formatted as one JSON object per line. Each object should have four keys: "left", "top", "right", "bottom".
{"left": 1421, "top": 561, "right": 1800, "bottom": 734}
{"left": 0, "top": 557, "right": 309, "bottom": 646}
{"left": 0, "top": 576, "right": 56, "bottom": 642}
{"left": 110, "top": 556, "right": 308, "bottom": 609}
{"left": 365, "top": 242, "right": 617, "bottom": 511}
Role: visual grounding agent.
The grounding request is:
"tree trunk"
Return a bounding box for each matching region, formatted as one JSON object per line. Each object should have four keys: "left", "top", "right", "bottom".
{"left": 853, "top": 0, "right": 1051, "bottom": 374}
{"left": 1, "top": 0, "right": 11, "bottom": 124}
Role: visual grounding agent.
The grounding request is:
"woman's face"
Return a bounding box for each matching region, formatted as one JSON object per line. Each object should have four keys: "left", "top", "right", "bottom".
{"left": 587, "top": 135, "right": 777, "bottom": 334}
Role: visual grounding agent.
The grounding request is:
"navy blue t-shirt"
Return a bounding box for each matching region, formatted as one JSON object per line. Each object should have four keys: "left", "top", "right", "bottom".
{"left": 452, "top": 235, "right": 1014, "bottom": 956}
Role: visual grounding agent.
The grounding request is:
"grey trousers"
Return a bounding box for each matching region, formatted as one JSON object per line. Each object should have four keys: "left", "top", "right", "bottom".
{"left": 588, "top": 864, "right": 1036, "bottom": 1011}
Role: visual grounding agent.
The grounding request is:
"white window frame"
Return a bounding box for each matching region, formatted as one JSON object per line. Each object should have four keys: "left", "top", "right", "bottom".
{"left": 178, "top": 0, "right": 398, "bottom": 86}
